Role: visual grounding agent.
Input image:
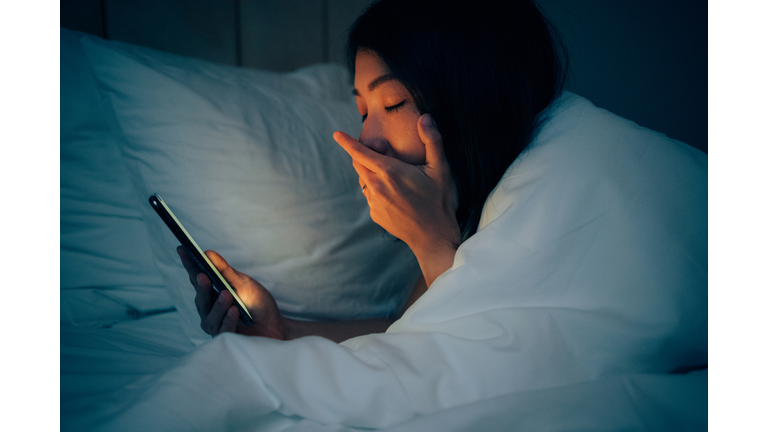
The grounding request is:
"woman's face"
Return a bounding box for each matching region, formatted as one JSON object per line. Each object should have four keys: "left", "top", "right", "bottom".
{"left": 354, "top": 50, "right": 426, "bottom": 165}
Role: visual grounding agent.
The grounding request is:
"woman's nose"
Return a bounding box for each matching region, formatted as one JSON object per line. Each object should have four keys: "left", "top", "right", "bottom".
{"left": 359, "top": 123, "right": 390, "bottom": 155}
{"left": 360, "top": 137, "right": 389, "bottom": 155}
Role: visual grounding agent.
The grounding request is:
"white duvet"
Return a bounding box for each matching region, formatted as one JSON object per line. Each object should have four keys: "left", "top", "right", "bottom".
{"left": 78, "top": 92, "right": 706, "bottom": 431}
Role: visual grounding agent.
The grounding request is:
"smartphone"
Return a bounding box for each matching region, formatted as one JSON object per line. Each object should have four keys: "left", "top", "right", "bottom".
{"left": 148, "top": 194, "right": 253, "bottom": 326}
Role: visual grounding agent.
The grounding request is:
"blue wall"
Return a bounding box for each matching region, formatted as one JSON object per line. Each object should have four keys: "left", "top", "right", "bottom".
{"left": 540, "top": 0, "right": 707, "bottom": 153}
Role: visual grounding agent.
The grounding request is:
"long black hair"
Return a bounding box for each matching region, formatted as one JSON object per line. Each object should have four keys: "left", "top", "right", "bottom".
{"left": 347, "top": 0, "right": 568, "bottom": 241}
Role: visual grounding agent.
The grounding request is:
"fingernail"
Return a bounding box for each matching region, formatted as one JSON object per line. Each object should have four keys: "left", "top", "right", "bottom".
{"left": 217, "top": 292, "right": 226, "bottom": 304}
{"left": 422, "top": 114, "right": 435, "bottom": 128}
{"left": 227, "top": 307, "right": 236, "bottom": 317}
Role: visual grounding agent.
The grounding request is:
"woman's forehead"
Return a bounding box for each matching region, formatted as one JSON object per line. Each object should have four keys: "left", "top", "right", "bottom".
{"left": 355, "top": 51, "right": 388, "bottom": 78}
{"left": 355, "top": 51, "right": 405, "bottom": 95}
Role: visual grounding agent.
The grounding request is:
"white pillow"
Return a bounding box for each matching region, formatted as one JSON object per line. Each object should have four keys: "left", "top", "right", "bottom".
{"left": 80, "top": 34, "right": 421, "bottom": 344}
{"left": 60, "top": 28, "right": 174, "bottom": 326}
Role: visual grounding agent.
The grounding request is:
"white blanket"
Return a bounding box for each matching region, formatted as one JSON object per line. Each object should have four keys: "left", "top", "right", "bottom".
{"left": 89, "top": 93, "right": 707, "bottom": 431}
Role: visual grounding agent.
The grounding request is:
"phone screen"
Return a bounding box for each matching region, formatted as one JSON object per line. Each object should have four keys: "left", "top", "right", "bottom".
{"left": 148, "top": 194, "right": 253, "bottom": 326}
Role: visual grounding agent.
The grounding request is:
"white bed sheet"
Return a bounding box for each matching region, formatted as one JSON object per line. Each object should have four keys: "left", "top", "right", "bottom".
{"left": 378, "top": 370, "right": 707, "bottom": 432}
{"left": 61, "top": 311, "right": 194, "bottom": 430}
{"left": 61, "top": 330, "right": 707, "bottom": 432}
{"left": 61, "top": 316, "right": 706, "bottom": 432}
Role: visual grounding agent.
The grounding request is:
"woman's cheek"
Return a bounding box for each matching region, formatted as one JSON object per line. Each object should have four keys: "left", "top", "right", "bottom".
{"left": 400, "top": 130, "right": 427, "bottom": 165}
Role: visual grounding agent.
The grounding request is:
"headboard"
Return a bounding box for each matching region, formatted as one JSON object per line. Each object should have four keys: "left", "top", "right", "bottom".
{"left": 60, "top": 0, "right": 707, "bottom": 153}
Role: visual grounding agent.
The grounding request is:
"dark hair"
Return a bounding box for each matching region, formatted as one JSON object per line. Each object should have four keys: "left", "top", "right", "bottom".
{"left": 347, "top": 0, "right": 568, "bottom": 241}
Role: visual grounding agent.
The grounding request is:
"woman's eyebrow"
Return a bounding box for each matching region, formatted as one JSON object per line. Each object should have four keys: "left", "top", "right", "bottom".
{"left": 352, "top": 74, "right": 397, "bottom": 96}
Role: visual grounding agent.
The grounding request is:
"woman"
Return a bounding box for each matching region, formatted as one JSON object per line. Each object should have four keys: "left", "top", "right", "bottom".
{"left": 179, "top": 0, "right": 565, "bottom": 342}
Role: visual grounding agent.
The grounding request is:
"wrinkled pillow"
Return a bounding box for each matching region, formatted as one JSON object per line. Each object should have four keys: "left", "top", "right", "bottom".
{"left": 81, "top": 34, "right": 421, "bottom": 344}
{"left": 60, "top": 28, "right": 174, "bottom": 326}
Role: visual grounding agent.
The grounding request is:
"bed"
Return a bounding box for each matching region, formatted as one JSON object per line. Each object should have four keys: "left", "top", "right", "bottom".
{"left": 60, "top": 22, "right": 707, "bottom": 431}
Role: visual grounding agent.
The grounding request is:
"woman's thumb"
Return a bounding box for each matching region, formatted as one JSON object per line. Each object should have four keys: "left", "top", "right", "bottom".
{"left": 417, "top": 114, "right": 448, "bottom": 169}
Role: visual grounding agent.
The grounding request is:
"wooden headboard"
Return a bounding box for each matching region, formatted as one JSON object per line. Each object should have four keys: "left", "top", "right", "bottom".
{"left": 61, "top": 0, "right": 707, "bottom": 153}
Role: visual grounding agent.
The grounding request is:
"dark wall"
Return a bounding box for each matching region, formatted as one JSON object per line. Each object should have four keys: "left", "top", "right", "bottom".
{"left": 61, "top": 0, "right": 707, "bottom": 153}
{"left": 539, "top": 0, "right": 707, "bottom": 153}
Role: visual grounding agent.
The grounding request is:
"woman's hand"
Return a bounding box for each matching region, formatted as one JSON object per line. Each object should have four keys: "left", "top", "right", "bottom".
{"left": 334, "top": 114, "right": 461, "bottom": 286}
{"left": 177, "top": 246, "right": 286, "bottom": 340}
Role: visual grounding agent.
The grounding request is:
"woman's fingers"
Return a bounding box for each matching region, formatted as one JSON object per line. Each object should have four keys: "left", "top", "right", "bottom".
{"left": 203, "top": 289, "right": 234, "bottom": 335}
{"left": 177, "top": 246, "right": 202, "bottom": 285}
{"left": 193, "top": 272, "right": 215, "bottom": 316}
{"left": 352, "top": 159, "right": 372, "bottom": 179}
{"left": 417, "top": 114, "right": 448, "bottom": 174}
{"left": 352, "top": 160, "right": 377, "bottom": 194}
{"left": 204, "top": 250, "right": 246, "bottom": 286}
{"left": 418, "top": 113, "right": 459, "bottom": 212}
{"left": 199, "top": 250, "right": 287, "bottom": 340}
{"left": 219, "top": 306, "right": 239, "bottom": 334}
{"left": 178, "top": 247, "right": 266, "bottom": 337}
{"left": 334, "top": 131, "right": 388, "bottom": 173}
{"left": 179, "top": 246, "right": 217, "bottom": 326}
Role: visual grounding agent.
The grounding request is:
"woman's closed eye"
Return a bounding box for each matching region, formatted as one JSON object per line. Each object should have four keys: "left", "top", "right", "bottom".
{"left": 361, "top": 100, "right": 408, "bottom": 122}
{"left": 385, "top": 100, "right": 407, "bottom": 113}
